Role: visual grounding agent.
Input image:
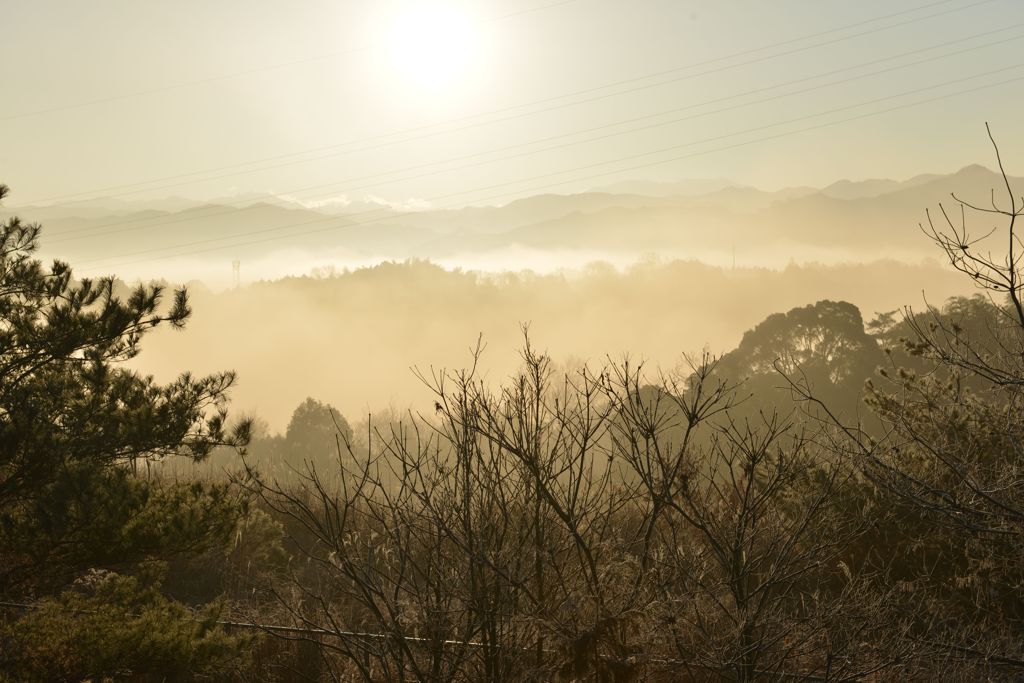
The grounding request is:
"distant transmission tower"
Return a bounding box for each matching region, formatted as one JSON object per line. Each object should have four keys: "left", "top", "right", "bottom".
{"left": 232, "top": 260, "right": 240, "bottom": 289}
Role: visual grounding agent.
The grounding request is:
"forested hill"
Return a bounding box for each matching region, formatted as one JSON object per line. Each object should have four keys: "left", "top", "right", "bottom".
{"left": 129, "top": 257, "right": 973, "bottom": 431}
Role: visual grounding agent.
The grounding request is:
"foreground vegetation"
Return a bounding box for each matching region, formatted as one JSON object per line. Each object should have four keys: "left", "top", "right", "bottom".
{"left": 4, "top": 136, "right": 1024, "bottom": 681}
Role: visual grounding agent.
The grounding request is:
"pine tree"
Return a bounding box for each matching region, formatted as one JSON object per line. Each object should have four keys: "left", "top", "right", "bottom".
{"left": 0, "top": 184, "right": 253, "bottom": 680}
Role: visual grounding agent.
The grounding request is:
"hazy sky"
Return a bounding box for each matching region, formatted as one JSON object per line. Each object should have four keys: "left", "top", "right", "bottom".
{"left": 4, "top": 0, "right": 1024, "bottom": 209}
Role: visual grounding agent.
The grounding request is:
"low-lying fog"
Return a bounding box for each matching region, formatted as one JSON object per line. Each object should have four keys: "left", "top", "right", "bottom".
{"left": 130, "top": 257, "right": 972, "bottom": 431}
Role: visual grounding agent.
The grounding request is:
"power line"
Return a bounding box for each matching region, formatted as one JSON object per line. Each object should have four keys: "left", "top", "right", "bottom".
{"left": 0, "top": 600, "right": 837, "bottom": 678}
{"left": 75, "top": 64, "right": 1024, "bottom": 273}
{"left": 44, "top": 24, "right": 1024, "bottom": 246}
{"left": 18, "top": 0, "right": 996, "bottom": 206}
{"left": 0, "top": 0, "right": 584, "bottom": 123}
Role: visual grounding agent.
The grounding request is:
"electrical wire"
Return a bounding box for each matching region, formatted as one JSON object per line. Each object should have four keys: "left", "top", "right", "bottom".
{"left": 44, "top": 24, "right": 1024, "bottom": 245}
{"left": 75, "top": 64, "right": 1024, "bottom": 272}
{"left": 17, "top": 0, "right": 997, "bottom": 206}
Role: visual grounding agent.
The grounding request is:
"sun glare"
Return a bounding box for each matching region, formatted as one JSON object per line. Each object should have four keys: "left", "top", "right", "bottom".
{"left": 387, "top": 3, "right": 481, "bottom": 91}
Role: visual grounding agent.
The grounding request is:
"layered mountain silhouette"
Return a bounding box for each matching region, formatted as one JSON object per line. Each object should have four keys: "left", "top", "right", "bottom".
{"left": 6, "top": 164, "right": 1018, "bottom": 274}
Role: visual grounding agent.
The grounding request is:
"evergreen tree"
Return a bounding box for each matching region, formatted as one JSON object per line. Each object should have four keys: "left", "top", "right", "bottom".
{"left": 282, "top": 397, "right": 351, "bottom": 471}
{"left": 0, "top": 185, "right": 252, "bottom": 679}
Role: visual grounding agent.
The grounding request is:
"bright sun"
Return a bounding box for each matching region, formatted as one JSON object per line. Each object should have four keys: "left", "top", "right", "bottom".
{"left": 387, "top": 3, "right": 481, "bottom": 91}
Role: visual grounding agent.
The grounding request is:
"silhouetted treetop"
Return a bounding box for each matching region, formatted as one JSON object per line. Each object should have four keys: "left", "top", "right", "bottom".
{"left": 284, "top": 397, "right": 351, "bottom": 461}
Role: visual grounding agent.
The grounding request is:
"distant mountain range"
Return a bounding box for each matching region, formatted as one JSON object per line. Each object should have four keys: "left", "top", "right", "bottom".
{"left": 5, "top": 164, "right": 1019, "bottom": 279}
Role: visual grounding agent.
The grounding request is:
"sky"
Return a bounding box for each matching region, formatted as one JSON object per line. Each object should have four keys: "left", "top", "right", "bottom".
{"left": 3, "top": 0, "right": 1015, "bottom": 426}
{"left": 4, "top": 0, "right": 1024, "bottom": 211}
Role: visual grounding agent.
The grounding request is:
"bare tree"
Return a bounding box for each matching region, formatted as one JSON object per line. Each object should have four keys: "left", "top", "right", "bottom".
{"left": 603, "top": 356, "right": 906, "bottom": 682}
{"left": 782, "top": 124, "right": 1024, "bottom": 679}
{"left": 246, "top": 334, "right": 912, "bottom": 681}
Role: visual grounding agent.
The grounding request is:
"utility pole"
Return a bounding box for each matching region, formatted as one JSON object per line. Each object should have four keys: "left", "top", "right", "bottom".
{"left": 232, "top": 260, "right": 240, "bottom": 289}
